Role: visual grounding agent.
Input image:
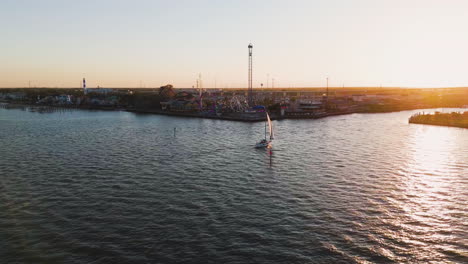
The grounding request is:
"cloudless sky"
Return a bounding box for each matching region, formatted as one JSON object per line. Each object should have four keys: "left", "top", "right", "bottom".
{"left": 1, "top": 0, "right": 467, "bottom": 88}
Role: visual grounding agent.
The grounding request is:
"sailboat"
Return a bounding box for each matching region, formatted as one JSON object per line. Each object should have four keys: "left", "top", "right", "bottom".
{"left": 255, "top": 112, "right": 274, "bottom": 148}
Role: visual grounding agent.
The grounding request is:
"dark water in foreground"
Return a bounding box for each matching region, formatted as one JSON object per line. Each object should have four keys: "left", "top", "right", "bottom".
{"left": 1, "top": 106, "right": 467, "bottom": 263}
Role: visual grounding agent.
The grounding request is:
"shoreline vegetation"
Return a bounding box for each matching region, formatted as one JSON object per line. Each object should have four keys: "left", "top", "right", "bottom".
{"left": 409, "top": 111, "right": 468, "bottom": 128}
{"left": 1, "top": 87, "right": 468, "bottom": 122}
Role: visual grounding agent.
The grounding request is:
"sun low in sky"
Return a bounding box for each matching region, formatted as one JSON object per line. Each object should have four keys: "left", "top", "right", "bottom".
{"left": 1, "top": 0, "right": 467, "bottom": 89}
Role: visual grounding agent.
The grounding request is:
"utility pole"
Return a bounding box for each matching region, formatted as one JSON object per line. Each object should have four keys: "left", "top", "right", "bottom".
{"left": 198, "top": 73, "right": 203, "bottom": 89}
{"left": 327, "top": 77, "right": 328, "bottom": 101}
{"left": 267, "top": 73, "right": 269, "bottom": 89}
{"left": 326, "top": 77, "right": 329, "bottom": 108}
{"left": 198, "top": 73, "right": 203, "bottom": 111}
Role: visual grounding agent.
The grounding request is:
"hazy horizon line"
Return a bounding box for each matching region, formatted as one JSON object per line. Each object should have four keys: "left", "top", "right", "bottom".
{"left": 2, "top": 86, "right": 468, "bottom": 90}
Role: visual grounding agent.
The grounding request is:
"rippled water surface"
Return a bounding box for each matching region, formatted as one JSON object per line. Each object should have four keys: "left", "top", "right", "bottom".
{"left": 1, "top": 106, "right": 467, "bottom": 263}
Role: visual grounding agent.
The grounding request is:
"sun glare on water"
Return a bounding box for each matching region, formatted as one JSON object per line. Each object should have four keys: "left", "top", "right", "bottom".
{"left": 396, "top": 125, "right": 465, "bottom": 258}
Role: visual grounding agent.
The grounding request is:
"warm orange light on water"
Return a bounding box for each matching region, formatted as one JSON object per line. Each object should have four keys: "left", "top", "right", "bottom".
{"left": 398, "top": 125, "right": 462, "bottom": 255}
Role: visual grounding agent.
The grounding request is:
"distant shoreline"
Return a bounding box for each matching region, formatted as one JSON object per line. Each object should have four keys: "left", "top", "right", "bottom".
{"left": 2, "top": 87, "right": 468, "bottom": 122}
{"left": 409, "top": 111, "right": 468, "bottom": 128}
{"left": 0, "top": 101, "right": 349, "bottom": 122}
{"left": 3, "top": 101, "right": 467, "bottom": 123}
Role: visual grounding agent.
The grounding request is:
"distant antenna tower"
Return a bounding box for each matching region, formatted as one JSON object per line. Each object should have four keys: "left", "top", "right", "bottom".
{"left": 248, "top": 43, "right": 253, "bottom": 106}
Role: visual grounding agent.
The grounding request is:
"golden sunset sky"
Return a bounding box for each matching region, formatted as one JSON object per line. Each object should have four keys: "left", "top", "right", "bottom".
{"left": 1, "top": 0, "right": 467, "bottom": 88}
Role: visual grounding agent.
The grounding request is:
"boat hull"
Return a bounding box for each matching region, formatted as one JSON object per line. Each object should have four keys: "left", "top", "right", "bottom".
{"left": 255, "top": 141, "right": 271, "bottom": 148}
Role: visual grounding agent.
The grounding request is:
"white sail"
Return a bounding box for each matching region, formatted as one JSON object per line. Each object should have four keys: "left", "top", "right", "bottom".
{"left": 266, "top": 112, "right": 273, "bottom": 140}
{"left": 255, "top": 111, "right": 273, "bottom": 149}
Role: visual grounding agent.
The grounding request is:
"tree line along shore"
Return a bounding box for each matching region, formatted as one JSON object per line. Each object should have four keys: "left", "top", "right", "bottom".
{"left": 409, "top": 111, "right": 468, "bottom": 128}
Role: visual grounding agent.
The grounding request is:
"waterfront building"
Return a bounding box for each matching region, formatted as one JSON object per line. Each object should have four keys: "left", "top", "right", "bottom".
{"left": 85, "top": 88, "right": 115, "bottom": 95}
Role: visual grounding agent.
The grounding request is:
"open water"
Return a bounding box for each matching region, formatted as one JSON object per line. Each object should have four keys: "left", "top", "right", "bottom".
{"left": 1, "top": 106, "right": 467, "bottom": 263}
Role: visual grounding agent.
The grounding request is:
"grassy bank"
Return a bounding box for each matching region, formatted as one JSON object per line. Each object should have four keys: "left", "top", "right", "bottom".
{"left": 409, "top": 111, "right": 468, "bottom": 128}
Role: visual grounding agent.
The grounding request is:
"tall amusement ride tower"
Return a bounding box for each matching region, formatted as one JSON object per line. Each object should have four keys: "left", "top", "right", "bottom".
{"left": 248, "top": 43, "right": 253, "bottom": 106}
